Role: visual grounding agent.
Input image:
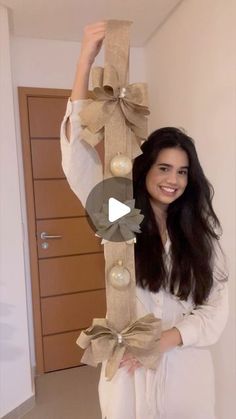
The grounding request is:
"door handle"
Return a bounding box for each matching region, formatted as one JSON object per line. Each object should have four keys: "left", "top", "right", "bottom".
{"left": 40, "top": 231, "right": 63, "bottom": 240}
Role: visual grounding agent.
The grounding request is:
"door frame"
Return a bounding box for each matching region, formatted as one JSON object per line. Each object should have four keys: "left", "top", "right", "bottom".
{"left": 18, "top": 87, "right": 70, "bottom": 374}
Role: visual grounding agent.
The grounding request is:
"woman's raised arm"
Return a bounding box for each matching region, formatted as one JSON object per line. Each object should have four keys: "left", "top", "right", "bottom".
{"left": 60, "top": 22, "right": 106, "bottom": 207}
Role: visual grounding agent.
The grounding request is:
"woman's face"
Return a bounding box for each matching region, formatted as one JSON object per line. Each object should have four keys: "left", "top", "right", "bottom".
{"left": 145, "top": 147, "right": 189, "bottom": 207}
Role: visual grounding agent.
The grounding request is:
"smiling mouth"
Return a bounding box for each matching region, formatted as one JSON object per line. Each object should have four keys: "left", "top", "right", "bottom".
{"left": 160, "top": 186, "right": 177, "bottom": 194}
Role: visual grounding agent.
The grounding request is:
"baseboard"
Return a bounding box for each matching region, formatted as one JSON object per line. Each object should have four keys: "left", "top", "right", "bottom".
{"left": 1, "top": 395, "right": 35, "bottom": 419}
{"left": 31, "top": 365, "right": 37, "bottom": 390}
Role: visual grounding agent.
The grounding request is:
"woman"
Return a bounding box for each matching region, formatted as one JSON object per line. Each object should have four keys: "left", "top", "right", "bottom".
{"left": 60, "top": 21, "right": 229, "bottom": 419}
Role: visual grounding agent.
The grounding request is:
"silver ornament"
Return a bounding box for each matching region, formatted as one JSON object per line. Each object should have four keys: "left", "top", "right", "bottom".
{"left": 110, "top": 153, "right": 132, "bottom": 177}
{"left": 108, "top": 260, "right": 131, "bottom": 290}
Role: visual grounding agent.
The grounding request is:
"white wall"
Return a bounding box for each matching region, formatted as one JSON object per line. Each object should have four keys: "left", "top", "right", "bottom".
{"left": 145, "top": 0, "right": 236, "bottom": 417}
{"left": 11, "top": 36, "right": 146, "bottom": 88}
{"left": 0, "top": 6, "right": 34, "bottom": 418}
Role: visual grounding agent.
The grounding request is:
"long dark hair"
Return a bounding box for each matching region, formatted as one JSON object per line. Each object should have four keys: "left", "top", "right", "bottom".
{"left": 133, "top": 127, "right": 225, "bottom": 306}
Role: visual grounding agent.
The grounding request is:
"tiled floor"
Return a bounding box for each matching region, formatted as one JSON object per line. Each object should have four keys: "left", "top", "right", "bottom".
{"left": 23, "top": 365, "right": 101, "bottom": 419}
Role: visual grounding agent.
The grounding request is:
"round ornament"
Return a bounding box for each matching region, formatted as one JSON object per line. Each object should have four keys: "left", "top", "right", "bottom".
{"left": 108, "top": 260, "right": 131, "bottom": 290}
{"left": 110, "top": 153, "right": 132, "bottom": 177}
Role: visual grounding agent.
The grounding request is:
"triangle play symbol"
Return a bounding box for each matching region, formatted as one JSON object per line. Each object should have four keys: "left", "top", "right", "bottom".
{"left": 108, "top": 197, "right": 131, "bottom": 222}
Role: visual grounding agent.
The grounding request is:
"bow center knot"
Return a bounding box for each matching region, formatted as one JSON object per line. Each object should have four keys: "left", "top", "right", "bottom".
{"left": 119, "top": 87, "right": 126, "bottom": 98}
{"left": 116, "top": 333, "right": 123, "bottom": 344}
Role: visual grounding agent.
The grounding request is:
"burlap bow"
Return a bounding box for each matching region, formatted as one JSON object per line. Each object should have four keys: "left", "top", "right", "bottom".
{"left": 77, "top": 314, "right": 162, "bottom": 380}
{"left": 79, "top": 64, "right": 150, "bottom": 159}
{"left": 93, "top": 199, "right": 144, "bottom": 242}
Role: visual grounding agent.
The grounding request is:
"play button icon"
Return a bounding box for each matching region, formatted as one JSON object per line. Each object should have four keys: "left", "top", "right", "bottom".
{"left": 108, "top": 197, "right": 131, "bottom": 222}
{"left": 85, "top": 177, "right": 143, "bottom": 242}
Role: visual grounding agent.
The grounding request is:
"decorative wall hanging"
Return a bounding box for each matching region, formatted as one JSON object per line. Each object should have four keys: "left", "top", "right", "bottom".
{"left": 76, "top": 20, "right": 162, "bottom": 380}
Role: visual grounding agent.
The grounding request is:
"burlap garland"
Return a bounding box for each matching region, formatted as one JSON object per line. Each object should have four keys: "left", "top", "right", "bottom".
{"left": 77, "top": 20, "right": 162, "bottom": 380}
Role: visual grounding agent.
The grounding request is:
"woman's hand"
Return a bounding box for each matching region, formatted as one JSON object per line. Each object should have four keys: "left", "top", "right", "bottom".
{"left": 79, "top": 21, "right": 106, "bottom": 67}
{"left": 119, "top": 352, "right": 142, "bottom": 374}
{"left": 71, "top": 21, "right": 106, "bottom": 101}
{"left": 119, "top": 328, "right": 183, "bottom": 374}
{"left": 159, "top": 327, "right": 183, "bottom": 352}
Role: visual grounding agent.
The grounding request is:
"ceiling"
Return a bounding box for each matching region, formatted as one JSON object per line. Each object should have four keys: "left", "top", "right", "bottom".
{"left": 2, "top": 0, "right": 183, "bottom": 46}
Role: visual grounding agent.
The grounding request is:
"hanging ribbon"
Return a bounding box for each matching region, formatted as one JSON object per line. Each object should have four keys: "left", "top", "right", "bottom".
{"left": 77, "top": 314, "right": 162, "bottom": 380}
{"left": 79, "top": 64, "right": 150, "bottom": 159}
{"left": 76, "top": 20, "right": 162, "bottom": 376}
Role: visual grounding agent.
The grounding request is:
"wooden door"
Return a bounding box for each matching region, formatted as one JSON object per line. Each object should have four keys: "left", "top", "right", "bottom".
{"left": 18, "top": 87, "right": 106, "bottom": 374}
